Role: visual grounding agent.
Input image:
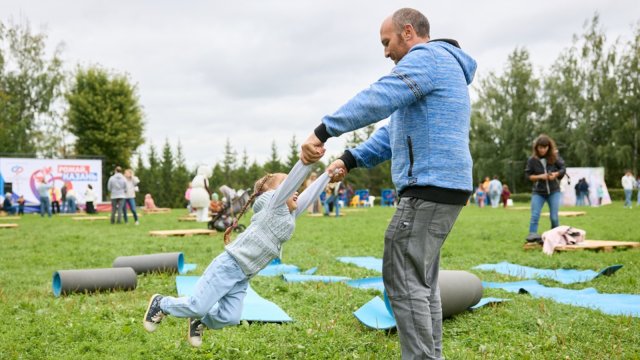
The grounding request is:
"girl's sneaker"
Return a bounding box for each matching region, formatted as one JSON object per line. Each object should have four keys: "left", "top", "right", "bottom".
{"left": 188, "top": 318, "right": 205, "bottom": 347}
{"left": 143, "top": 294, "right": 166, "bottom": 332}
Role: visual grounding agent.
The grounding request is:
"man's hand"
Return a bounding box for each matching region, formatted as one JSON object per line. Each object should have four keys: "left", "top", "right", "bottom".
{"left": 300, "top": 133, "right": 325, "bottom": 164}
{"left": 326, "top": 159, "right": 347, "bottom": 182}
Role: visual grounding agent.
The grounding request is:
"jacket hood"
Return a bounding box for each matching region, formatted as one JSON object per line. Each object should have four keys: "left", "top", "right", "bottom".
{"left": 427, "top": 39, "right": 477, "bottom": 85}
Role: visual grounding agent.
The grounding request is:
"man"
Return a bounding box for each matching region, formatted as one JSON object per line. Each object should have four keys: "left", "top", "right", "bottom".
{"left": 301, "top": 8, "right": 476, "bottom": 360}
{"left": 107, "top": 166, "right": 127, "bottom": 224}
{"left": 621, "top": 170, "right": 635, "bottom": 209}
{"left": 488, "top": 176, "right": 502, "bottom": 209}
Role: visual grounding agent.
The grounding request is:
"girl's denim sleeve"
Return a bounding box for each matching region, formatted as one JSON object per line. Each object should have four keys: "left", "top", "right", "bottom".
{"left": 350, "top": 125, "right": 392, "bottom": 168}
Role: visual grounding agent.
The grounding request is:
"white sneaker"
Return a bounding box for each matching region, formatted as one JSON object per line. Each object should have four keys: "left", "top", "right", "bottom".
{"left": 187, "top": 318, "right": 205, "bottom": 347}
{"left": 135, "top": 221, "right": 139, "bottom": 225}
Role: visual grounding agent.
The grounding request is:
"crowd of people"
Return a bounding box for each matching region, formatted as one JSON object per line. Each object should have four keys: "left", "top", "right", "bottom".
{"left": 473, "top": 176, "right": 511, "bottom": 208}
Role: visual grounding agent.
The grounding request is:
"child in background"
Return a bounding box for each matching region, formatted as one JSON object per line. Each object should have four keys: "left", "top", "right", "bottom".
{"left": 475, "top": 185, "right": 485, "bottom": 208}
{"left": 501, "top": 184, "right": 511, "bottom": 208}
{"left": 84, "top": 185, "right": 97, "bottom": 214}
{"left": 17, "top": 195, "right": 25, "bottom": 215}
{"left": 144, "top": 194, "right": 157, "bottom": 210}
{"left": 143, "top": 161, "right": 330, "bottom": 347}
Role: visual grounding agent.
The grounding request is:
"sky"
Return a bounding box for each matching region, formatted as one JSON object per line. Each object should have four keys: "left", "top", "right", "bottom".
{"left": 2, "top": 1, "right": 639, "bottom": 169}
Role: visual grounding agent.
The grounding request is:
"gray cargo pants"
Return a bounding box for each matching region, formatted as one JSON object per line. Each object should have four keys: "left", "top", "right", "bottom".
{"left": 383, "top": 197, "right": 463, "bottom": 360}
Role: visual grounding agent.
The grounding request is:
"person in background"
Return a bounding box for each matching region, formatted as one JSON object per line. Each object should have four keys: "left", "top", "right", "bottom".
{"left": 37, "top": 178, "right": 52, "bottom": 218}
{"left": 185, "top": 182, "right": 193, "bottom": 213}
{"left": 636, "top": 175, "right": 640, "bottom": 206}
{"left": 488, "top": 176, "right": 502, "bottom": 209}
{"left": 84, "top": 184, "right": 97, "bottom": 214}
{"left": 501, "top": 184, "right": 511, "bottom": 208}
{"left": 17, "top": 195, "right": 25, "bottom": 215}
{"left": 2, "top": 193, "right": 15, "bottom": 215}
{"left": 66, "top": 183, "right": 77, "bottom": 214}
{"left": 475, "top": 184, "right": 485, "bottom": 208}
{"left": 481, "top": 176, "right": 491, "bottom": 207}
{"left": 107, "top": 166, "right": 127, "bottom": 224}
{"left": 123, "top": 169, "right": 140, "bottom": 225}
{"left": 525, "top": 134, "right": 566, "bottom": 242}
{"left": 144, "top": 193, "right": 157, "bottom": 210}
{"left": 60, "top": 182, "right": 68, "bottom": 213}
{"left": 50, "top": 185, "right": 61, "bottom": 214}
{"left": 303, "top": 172, "right": 322, "bottom": 214}
{"left": 621, "top": 170, "right": 635, "bottom": 209}
{"left": 596, "top": 183, "right": 604, "bottom": 206}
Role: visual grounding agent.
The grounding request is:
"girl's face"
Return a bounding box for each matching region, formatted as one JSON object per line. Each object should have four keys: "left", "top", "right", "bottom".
{"left": 536, "top": 145, "right": 549, "bottom": 157}
{"left": 286, "top": 192, "right": 299, "bottom": 212}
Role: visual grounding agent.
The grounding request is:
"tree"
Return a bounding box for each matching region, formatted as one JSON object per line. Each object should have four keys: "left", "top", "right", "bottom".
{"left": 286, "top": 135, "right": 299, "bottom": 169}
{"left": 66, "top": 66, "right": 144, "bottom": 187}
{"left": 158, "top": 139, "right": 174, "bottom": 207}
{"left": 222, "top": 138, "right": 237, "bottom": 185}
{"left": 263, "top": 140, "right": 283, "bottom": 173}
{"left": 471, "top": 48, "right": 540, "bottom": 192}
{"left": 0, "top": 19, "right": 65, "bottom": 156}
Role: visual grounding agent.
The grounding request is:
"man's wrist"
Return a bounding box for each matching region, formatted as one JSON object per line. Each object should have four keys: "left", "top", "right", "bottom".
{"left": 314, "top": 123, "right": 331, "bottom": 143}
{"left": 338, "top": 150, "right": 357, "bottom": 171}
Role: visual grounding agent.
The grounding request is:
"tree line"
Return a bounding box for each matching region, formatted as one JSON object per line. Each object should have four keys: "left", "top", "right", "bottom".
{"left": 471, "top": 15, "right": 640, "bottom": 193}
{"left": 2, "top": 15, "right": 639, "bottom": 208}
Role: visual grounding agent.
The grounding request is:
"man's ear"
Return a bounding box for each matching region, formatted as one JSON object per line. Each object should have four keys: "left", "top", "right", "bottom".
{"left": 403, "top": 24, "right": 414, "bottom": 40}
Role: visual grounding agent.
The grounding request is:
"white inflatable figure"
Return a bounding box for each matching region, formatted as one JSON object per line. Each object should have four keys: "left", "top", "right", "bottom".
{"left": 190, "top": 165, "right": 212, "bottom": 222}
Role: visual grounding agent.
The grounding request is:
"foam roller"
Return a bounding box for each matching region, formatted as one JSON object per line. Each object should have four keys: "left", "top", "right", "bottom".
{"left": 52, "top": 267, "right": 137, "bottom": 297}
{"left": 383, "top": 270, "right": 483, "bottom": 319}
{"left": 112, "top": 252, "right": 184, "bottom": 274}
{"left": 439, "top": 270, "right": 483, "bottom": 318}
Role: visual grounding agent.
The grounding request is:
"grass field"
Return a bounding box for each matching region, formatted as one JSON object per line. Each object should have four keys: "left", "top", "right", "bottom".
{"left": 0, "top": 202, "right": 638, "bottom": 359}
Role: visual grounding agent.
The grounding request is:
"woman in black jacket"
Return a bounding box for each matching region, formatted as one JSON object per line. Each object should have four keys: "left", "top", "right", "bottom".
{"left": 524, "top": 135, "right": 566, "bottom": 242}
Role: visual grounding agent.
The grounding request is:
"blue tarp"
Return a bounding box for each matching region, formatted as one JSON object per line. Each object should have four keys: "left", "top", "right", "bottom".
{"left": 176, "top": 276, "right": 292, "bottom": 322}
{"left": 282, "top": 274, "right": 350, "bottom": 283}
{"left": 484, "top": 280, "right": 640, "bottom": 317}
{"left": 473, "top": 262, "right": 623, "bottom": 284}
{"left": 336, "top": 256, "right": 382, "bottom": 273}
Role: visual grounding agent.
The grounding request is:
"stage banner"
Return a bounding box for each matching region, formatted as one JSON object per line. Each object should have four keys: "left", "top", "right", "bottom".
{"left": 0, "top": 158, "right": 102, "bottom": 205}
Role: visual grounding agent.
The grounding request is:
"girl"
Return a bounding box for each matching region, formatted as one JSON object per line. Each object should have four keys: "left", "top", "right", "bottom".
{"left": 525, "top": 135, "right": 566, "bottom": 242}
{"left": 143, "top": 160, "right": 329, "bottom": 347}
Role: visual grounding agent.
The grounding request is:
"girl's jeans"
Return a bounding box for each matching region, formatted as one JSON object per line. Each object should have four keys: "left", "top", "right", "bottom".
{"left": 529, "top": 191, "right": 561, "bottom": 233}
{"left": 160, "top": 251, "right": 248, "bottom": 329}
{"left": 123, "top": 198, "right": 138, "bottom": 222}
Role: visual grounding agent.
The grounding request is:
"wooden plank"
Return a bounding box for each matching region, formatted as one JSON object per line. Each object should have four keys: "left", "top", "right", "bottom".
{"left": 524, "top": 240, "right": 640, "bottom": 252}
{"left": 57, "top": 213, "right": 86, "bottom": 217}
{"left": 508, "top": 206, "right": 530, "bottom": 211}
{"left": 143, "top": 208, "right": 172, "bottom": 214}
{"left": 0, "top": 223, "right": 19, "bottom": 228}
{"left": 541, "top": 211, "right": 586, "bottom": 217}
{"left": 0, "top": 216, "right": 21, "bottom": 220}
{"left": 307, "top": 213, "right": 345, "bottom": 217}
{"left": 177, "top": 216, "right": 211, "bottom": 222}
{"left": 149, "top": 229, "right": 216, "bottom": 237}
{"left": 72, "top": 216, "right": 109, "bottom": 221}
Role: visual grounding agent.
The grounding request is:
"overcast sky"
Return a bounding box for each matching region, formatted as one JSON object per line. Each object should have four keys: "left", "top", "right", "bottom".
{"left": 2, "top": 1, "right": 639, "bottom": 169}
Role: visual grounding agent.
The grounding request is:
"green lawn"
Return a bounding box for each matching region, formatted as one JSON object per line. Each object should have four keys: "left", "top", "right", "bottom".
{"left": 0, "top": 203, "right": 638, "bottom": 359}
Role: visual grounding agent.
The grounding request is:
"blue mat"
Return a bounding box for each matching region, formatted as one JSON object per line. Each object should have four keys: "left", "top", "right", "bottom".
{"left": 283, "top": 274, "right": 350, "bottom": 283}
{"left": 484, "top": 280, "right": 640, "bottom": 317}
{"left": 258, "top": 264, "right": 301, "bottom": 276}
{"left": 176, "top": 276, "right": 292, "bottom": 322}
{"left": 473, "top": 262, "right": 623, "bottom": 284}
{"left": 353, "top": 294, "right": 508, "bottom": 329}
{"left": 337, "top": 256, "right": 382, "bottom": 272}
{"left": 179, "top": 263, "right": 197, "bottom": 274}
{"left": 345, "top": 277, "right": 385, "bottom": 292}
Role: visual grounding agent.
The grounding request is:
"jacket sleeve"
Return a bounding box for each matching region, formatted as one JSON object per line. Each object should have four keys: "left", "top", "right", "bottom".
{"left": 349, "top": 125, "right": 393, "bottom": 169}
{"left": 524, "top": 157, "right": 537, "bottom": 180}
{"left": 294, "top": 172, "right": 330, "bottom": 218}
{"left": 268, "top": 160, "right": 311, "bottom": 210}
{"left": 320, "top": 50, "right": 435, "bottom": 138}
{"left": 555, "top": 157, "right": 566, "bottom": 179}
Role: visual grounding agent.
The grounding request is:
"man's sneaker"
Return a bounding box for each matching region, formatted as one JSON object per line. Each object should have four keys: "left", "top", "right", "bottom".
{"left": 135, "top": 221, "right": 139, "bottom": 225}
{"left": 187, "top": 318, "right": 205, "bottom": 347}
{"left": 525, "top": 232, "right": 542, "bottom": 244}
{"left": 143, "top": 294, "right": 166, "bottom": 332}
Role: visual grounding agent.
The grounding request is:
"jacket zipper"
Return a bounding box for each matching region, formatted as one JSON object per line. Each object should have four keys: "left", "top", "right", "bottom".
{"left": 407, "top": 136, "right": 414, "bottom": 177}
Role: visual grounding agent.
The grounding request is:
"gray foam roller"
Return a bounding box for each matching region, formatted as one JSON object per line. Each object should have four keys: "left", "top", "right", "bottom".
{"left": 112, "top": 252, "right": 184, "bottom": 274}
{"left": 440, "top": 270, "right": 483, "bottom": 318}
{"left": 52, "top": 267, "right": 137, "bottom": 297}
{"left": 383, "top": 270, "right": 483, "bottom": 319}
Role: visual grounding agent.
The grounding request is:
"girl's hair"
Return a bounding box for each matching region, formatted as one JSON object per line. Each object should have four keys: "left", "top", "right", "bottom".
{"left": 223, "top": 173, "right": 284, "bottom": 245}
{"left": 532, "top": 134, "right": 557, "bottom": 164}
